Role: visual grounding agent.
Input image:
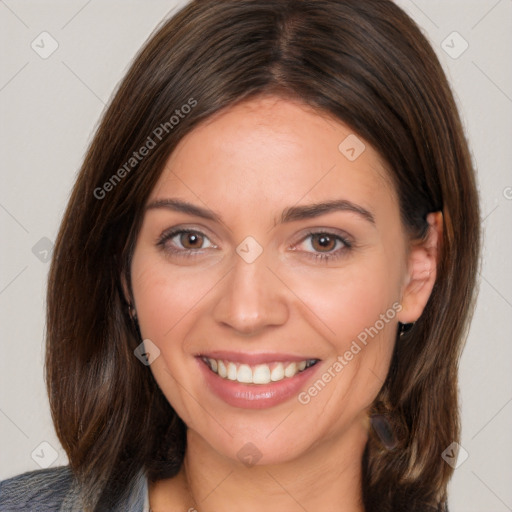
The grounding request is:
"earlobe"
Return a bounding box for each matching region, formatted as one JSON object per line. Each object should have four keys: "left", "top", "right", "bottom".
{"left": 398, "top": 211, "right": 443, "bottom": 324}
{"left": 120, "top": 271, "right": 139, "bottom": 325}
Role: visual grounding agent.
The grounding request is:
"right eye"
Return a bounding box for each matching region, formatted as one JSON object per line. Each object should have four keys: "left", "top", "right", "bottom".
{"left": 157, "top": 228, "right": 217, "bottom": 257}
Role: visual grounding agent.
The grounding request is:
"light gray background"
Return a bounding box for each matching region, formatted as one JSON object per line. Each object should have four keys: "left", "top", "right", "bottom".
{"left": 0, "top": 1, "right": 511, "bottom": 510}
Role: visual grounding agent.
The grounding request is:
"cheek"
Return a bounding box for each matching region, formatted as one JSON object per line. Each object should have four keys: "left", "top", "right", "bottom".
{"left": 130, "top": 255, "right": 223, "bottom": 424}
{"left": 277, "top": 254, "right": 401, "bottom": 350}
{"left": 277, "top": 256, "right": 400, "bottom": 410}
{"left": 131, "top": 255, "right": 221, "bottom": 342}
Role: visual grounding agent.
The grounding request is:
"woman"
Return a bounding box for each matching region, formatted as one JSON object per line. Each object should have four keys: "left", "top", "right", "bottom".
{"left": 0, "top": 0, "right": 480, "bottom": 511}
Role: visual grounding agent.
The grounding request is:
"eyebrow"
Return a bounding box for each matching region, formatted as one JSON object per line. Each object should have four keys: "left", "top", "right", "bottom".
{"left": 146, "top": 198, "right": 375, "bottom": 226}
{"left": 280, "top": 199, "right": 375, "bottom": 225}
{"left": 146, "top": 198, "right": 223, "bottom": 223}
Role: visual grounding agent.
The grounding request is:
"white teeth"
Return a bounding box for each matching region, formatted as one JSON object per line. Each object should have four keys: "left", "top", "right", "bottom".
{"left": 284, "top": 362, "right": 297, "bottom": 378}
{"left": 270, "top": 363, "right": 285, "bottom": 382}
{"left": 252, "top": 365, "right": 271, "bottom": 384}
{"left": 204, "top": 357, "right": 316, "bottom": 384}
{"left": 227, "top": 362, "right": 237, "bottom": 381}
{"left": 217, "top": 360, "right": 227, "bottom": 378}
{"left": 237, "top": 364, "right": 253, "bottom": 383}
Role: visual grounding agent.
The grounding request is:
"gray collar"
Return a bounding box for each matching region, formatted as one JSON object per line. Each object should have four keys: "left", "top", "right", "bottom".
{"left": 59, "top": 469, "right": 150, "bottom": 511}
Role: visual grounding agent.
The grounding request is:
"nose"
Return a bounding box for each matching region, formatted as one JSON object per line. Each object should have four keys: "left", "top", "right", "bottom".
{"left": 212, "top": 250, "right": 289, "bottom": 336}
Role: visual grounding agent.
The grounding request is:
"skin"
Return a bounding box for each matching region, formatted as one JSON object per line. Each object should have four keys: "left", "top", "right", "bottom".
{"left": 129, "top": 95, "right": 442, "bottom": 511}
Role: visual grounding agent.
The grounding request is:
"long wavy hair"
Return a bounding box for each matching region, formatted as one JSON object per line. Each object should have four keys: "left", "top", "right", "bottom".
{"left": 45, "top": 0, "right": 480, "bottom": 510}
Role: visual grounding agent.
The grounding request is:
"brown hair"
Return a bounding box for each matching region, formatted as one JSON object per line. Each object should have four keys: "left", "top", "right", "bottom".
{"left": 46, "top": 0, "right": 480, "bottom": 510}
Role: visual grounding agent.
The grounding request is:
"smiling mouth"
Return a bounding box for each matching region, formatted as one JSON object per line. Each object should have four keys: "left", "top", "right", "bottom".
{"left": 200, "top": 357, "right": 320, "bottom": 385}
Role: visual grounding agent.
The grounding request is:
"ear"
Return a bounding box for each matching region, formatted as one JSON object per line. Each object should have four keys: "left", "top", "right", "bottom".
{"left": 398, "top": 212, "right": 443, "bottom": 324}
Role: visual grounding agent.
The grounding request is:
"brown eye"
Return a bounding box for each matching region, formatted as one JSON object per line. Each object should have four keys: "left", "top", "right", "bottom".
{"left": 157, "top": 228, "right": 216, "bottom": 256}
{"left": 180, "top": 232, "right": 204, "bottom": 249}
{"left": 291, "top": 230, "right": 352, "bottom": 263}
{"left": 310, "top": 233, "right": 337, "bottom": 252}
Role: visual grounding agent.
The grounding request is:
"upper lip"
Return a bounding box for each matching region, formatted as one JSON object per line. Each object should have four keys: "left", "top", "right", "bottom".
{"left": 196, "top": 351, "right": 320, "bottom": 365}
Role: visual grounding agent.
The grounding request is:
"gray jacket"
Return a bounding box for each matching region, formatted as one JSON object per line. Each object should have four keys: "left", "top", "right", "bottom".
{"left": 0, "top": 466, "right": 150, "bottom": 511}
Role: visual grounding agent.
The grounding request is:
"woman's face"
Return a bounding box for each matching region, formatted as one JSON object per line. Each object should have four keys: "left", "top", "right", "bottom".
{"left": 130, "top": 96, "right": 428, "bottom": 465}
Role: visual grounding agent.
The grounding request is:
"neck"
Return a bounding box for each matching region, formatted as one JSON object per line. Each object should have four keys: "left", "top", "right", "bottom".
{"left": 153, "top": 418, "right": 368, "bottom": 512}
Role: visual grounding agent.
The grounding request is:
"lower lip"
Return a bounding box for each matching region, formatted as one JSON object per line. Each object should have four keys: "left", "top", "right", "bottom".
{"left": 197, "top": 358, "right": 320, "bottom": 409}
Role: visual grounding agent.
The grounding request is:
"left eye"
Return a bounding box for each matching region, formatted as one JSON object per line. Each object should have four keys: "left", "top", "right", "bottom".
{"left": 293, "top": 231, "right": 351, "bottom": 260}
{"left": 304, "top": 233, "right": 342, "bottom": 252}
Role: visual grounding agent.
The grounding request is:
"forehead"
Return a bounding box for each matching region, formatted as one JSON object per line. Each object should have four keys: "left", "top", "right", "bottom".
{"left": 150, "top": 96, "right": 396, "bottom": 221}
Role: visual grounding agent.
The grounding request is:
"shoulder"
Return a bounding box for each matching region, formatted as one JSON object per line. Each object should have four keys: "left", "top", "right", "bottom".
{"left": 0, "top": 465, "right": 73, "bottom": 511}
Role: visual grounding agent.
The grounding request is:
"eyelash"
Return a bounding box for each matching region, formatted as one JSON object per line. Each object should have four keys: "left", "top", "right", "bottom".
{"left": 297, "top": 230, "right": 352, "bottom": 262}
{"left": 156, "top": 228, "right": 216, "bottom": 258}
{"left": 156, "top": 228, "right": 352, "bottom": 262}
